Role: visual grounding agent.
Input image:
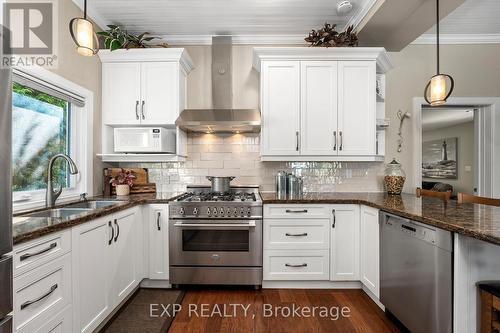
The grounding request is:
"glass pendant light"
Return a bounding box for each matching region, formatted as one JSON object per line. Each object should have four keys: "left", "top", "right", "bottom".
{"left": 424, "top": 0, "right": 454, "bottom": 106}
{"left": 69, "top": 0, "right": 98, "bottom": 56}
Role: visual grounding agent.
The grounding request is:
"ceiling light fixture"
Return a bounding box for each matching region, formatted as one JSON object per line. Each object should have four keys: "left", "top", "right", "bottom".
{"left": 424, "top": 0, "right": 454, "bottom": 106}
{"left": 337, "top": 1, "right": 353, "bottom": 14}
{"left": 69, "top": 0, "right": 99, "bottom": 56}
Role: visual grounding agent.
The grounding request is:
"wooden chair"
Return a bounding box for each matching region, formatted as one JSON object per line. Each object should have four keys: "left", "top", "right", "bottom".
{"left": 478, "top": 282, "right": 500, "bottom": 333}
{"left": 457, "top": 193, "right": 500, "bottom": 207}
{"left": 416, "top": 188, "right": 452, "bottom": 201}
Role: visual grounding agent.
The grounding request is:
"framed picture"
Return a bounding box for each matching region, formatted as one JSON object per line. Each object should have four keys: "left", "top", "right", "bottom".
{"left": 422, "top": 137, "right": 458, "bottom": 179}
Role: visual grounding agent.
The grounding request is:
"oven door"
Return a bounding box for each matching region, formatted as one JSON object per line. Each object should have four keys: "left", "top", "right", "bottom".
{"left": 169, "top": 219, "right": 262, "bottom": 267}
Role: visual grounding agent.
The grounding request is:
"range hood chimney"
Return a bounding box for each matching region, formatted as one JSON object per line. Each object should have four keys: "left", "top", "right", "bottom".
{"left": 175, "top": 36, "right": 261, "bottom": 133}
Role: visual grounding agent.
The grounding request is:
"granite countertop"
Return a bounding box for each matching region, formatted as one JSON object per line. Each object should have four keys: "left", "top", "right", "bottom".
{"left": 261, "top": 192, "right": 500, "bottom": 246}
{"left": 12, "top": 192, "right": 183, "bottom": 245}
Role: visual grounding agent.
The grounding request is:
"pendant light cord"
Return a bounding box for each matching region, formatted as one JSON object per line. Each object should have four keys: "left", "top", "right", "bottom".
{"left": 84, "top": 0, "right": 87, "bottom": 20}
{"left": 436, "top": 0, "right": 440, "bottom": 74}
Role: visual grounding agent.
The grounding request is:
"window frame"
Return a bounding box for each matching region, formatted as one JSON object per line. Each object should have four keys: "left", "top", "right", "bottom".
{"left": 12, "top": 66, "right": 93, "bottom": 212}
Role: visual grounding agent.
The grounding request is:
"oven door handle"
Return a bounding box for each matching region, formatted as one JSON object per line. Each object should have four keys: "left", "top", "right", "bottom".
{"left": 173, "top": 221, "right": 256, "bottom": 228}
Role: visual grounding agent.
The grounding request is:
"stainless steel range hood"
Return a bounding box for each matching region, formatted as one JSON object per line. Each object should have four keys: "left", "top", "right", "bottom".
{"left": 175, "top": 36, "right": 261, "bottom": 133}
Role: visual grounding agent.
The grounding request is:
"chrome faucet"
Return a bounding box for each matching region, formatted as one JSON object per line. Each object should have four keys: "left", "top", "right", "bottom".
{"left": 46, "top": 154, "right": 79, "bottom": 207}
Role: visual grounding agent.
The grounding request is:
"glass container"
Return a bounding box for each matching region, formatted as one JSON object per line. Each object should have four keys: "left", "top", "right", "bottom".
{"left": 384, "top": 158, "right": 406, "bottom": 195}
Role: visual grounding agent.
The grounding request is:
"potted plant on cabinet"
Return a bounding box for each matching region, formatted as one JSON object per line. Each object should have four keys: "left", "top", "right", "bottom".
{"left": 110, "top": 169, "right": 136, "bottom": 196}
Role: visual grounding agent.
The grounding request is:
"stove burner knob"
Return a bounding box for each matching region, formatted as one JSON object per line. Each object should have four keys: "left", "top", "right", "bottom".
{"left": 207, "top": 208, "right": 211, "bottom": 216}
{"left": 226, "top": 208, "right": 231, "bottom": 216}
{"left": 247, "top": 208, "right": 252, "bottom": 217}
{"left": 179, "top": 207, "right": 185, "bottom": 216}
{"left": 193, "top": 208, "right": 199, "bottom": 216}
{"left": 213, "top": 208, "right": 218, "bottom": 216}
{"left": 219, "top": 208, "right": 224, "bottom": 216}
{"left": 233, "top": 208, "right": 238, "bottom": 216}
{"left": 240, "top": 208, "right": 245, "bottom": 217}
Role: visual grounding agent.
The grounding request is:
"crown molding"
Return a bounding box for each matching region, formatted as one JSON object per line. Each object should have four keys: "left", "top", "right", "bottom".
{"left": 157, "top": 35, "right": 309, "bottom": 46}
{"left": 412, "top": 33, "right": 500, "bottom": 45}
{"left": 345, "top": 0, "right": 382, "bottom": 31}
{"left": 252, "top": 47, "right": 393, "bottom": 74}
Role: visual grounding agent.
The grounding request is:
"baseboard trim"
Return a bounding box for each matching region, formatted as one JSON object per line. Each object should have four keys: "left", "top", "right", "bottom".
{"left": 262, "top": 280, "right": 362, "bottom": 289}
{"left": 362, "top": 285, "right": 384, "bottom": 311}
{"left": 140, "top": 279, "right": 172, "bottom": 289}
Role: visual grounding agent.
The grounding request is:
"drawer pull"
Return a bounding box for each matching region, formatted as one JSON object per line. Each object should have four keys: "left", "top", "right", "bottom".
{"left": 285, "top": 209, "right": 308, "bottom": 214}
{"left": 285, "top": 232, "right": 308, "bottom": 237}
{"left": 20, "top": 242, "right": 57, "bottom": 261}
{"left": 285, "top": 263, "right": 308, "bottom": 268}
{"left": 114, "top": 219, "right": 120, "bottom": 242}
{"left": 157, "top": 212, "right": 161, "bottom": 231}
{"left": 20, "top": 284, "right": 58, "bottom": 310}
{"left": 108, "top": 221, "right": 114, "bottom": 245}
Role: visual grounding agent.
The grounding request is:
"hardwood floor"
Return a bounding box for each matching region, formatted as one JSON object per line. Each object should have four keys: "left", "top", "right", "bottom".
{"left": 169, "top": 289, "right": 401, "bottom": 333}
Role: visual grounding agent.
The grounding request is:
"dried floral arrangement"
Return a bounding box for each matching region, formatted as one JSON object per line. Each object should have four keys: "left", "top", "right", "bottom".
{"left": 305, "top": 23, "right": 358, "bottom": 47}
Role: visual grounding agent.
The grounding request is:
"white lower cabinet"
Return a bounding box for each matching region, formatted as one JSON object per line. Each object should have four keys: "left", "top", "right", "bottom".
{"left": 330, "top": 205, "right": 360, "bottom": 281}
{"left": 31, "top": 305, "right": 72, "bottom": 333}
{"left": 72, "top": 207, "right": 142, "bottom": 333}
{"left": 148, "top": 205, "right": 169, "bottom": 280}
{"left": 13, "top": 253, "right": 72, "bottom": 333}
{"left": 360, "top": 206, "right": 380, "bottom": 298}
{"left": 71, "top": 217, "right": 113, "bottom": 333}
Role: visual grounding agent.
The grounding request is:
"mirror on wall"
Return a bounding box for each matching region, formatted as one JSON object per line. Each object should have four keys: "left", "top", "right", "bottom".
{"left": 421, "top": 107, "right": 476, "bottom": 197}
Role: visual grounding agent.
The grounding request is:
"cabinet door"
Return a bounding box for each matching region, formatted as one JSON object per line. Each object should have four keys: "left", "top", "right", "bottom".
{"left": 337, "top": 61, "right": 376, "bottom": 156}
{"left": 140, "top": 62, "right": 178, "bottom": 125}
{"left": 330, "top": 205, "right": 360, "bottom": 281}
{"left": 102, "top": 63, "right": 141, "bottom": 125}
{"left": 72, "top": 217, "right": 113, "bottom": 333}
{"left": 149, "top": 205, "right": 169, "bottom": 280}
{"left": 110, "top": 208, "right": 139, "bottom": 306}
{"left": 300, "top": 61, "right": 338, "bottom": 155}
{"left": 261, "top": 61, "right": 300, "bottom": 156}
{"left": 360, "top": 206, "right": 380, "bottom": 298}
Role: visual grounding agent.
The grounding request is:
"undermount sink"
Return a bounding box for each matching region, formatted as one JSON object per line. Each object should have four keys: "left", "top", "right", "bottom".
{"left": 65, "top": 200, "right": 121, "bottom": 210}
{"left": 25, "top": 208, "right": 94, "bottom": 219}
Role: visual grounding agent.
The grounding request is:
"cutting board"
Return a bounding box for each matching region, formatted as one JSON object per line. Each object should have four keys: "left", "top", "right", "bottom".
{"left": 103, "top": 168, "right": 156, "bottom": 196}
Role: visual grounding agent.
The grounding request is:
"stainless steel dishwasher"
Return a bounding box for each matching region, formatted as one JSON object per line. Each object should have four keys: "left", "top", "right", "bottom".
{"left": 380, "top": 212, "right": 453, "bottom": 333}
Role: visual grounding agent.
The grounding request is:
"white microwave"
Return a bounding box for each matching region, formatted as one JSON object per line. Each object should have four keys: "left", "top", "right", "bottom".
{"left": 114, "top": 127, "right": 176, "bottom": 153}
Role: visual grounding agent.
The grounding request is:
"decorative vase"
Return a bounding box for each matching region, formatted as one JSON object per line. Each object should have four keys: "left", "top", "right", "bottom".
{"left": 384, "top": 159, "right": 406, "bottom": 195}
{"left": 115, "top": 184, "right": 130, "bottom": 196}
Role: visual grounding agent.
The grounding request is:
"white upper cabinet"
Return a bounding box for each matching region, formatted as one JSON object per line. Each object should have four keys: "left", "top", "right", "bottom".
{"left": 261, "top": 61, "right": 300, "bottom": 156}
{"left": 337, "top": 61, "right": 376, "bottom": 156}
{"left": 99, "top": 49, "right": 194, "bottom": 126}
{"left": 253, "top": 47, "right": 392, "bottom": 161}
{"left": 300, "top": 61, "right": 338, "bottom": 155}
{"left": 102, "top": 63, "right": 141, "bottom": 125}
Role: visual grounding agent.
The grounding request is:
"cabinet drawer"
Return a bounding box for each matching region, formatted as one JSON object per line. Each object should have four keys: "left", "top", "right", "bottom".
{"left": 13, "top": 254, "right": 71, "bottom": 332}
{"left": 18, "top": 305, "right": 72, "bottom": 333}
{"left": 264, "top": 219, "right": 330, "bottom": 250}
{"left": 14, "top": 231, "right": 71, "bottom": 277}
{"left": 263, "top": 249, "right": 329, "bottom": 280}
{"left": 264, "top": 205, "right": 331, "bottom": 218}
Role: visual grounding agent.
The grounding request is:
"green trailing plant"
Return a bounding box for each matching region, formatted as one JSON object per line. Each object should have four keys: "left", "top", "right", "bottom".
{"left": 96, "top": 25, "right": 168, "bottom": 51}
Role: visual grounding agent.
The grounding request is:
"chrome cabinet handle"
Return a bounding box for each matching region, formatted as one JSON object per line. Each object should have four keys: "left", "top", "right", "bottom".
{"left": 157, "top": 212, "right": 161, "bottom": 231}
{"left": 114, "top": 219, "right": 120, "bottom": 242}
{"left": 21, "top": 284, "right": 58, "bottom": 310}
{"left": 285, "top": 263, "right": 307, "bottom": 268}
{"left": 295, "top": 131, "right": 299, "bottom": 151}
{"left": 141, "top": 101, "right": 145, "bottom": 120}
{"left": 339, "top": 131, "right": 343, "bottom": 151}
{"left": 285, "top": 209, "right": 308, "bottom": 213}
{"left": 333, "top": 131, "right": 337, "bottom": 151}
{"left": 332, "top": 209, "right": 336, "bottom": 228}
{"left": 135, "top": 100, "right": 139, "bottom": 120}
{"left": 285, "top": 232, "right": 308, "bottom": 237}
{"left": 108, "top": 221, "right": 114, "bottom": 245}
{"left": 20, "top": 242, "right": 57, "bottom": 261}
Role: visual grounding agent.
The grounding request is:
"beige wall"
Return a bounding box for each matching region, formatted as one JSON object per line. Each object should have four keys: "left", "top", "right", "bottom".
{"left": 385, "top": 44, "right": 500, "bottom": 193}
{"left": 422, "top": 121, "right": 475, "bottom": 195}
{"left": 49, "top": 0, "right": 104, "bottom": 195}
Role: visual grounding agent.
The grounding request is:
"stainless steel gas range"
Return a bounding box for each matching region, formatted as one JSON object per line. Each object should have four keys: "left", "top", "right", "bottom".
{"left": 169, "top": 186, "right": 263, "bottom": 287}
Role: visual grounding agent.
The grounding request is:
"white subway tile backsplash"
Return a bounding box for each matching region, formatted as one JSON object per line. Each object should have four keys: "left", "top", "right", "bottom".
{"left": 121, "top": 133, "right": 385, "bottom": 192}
